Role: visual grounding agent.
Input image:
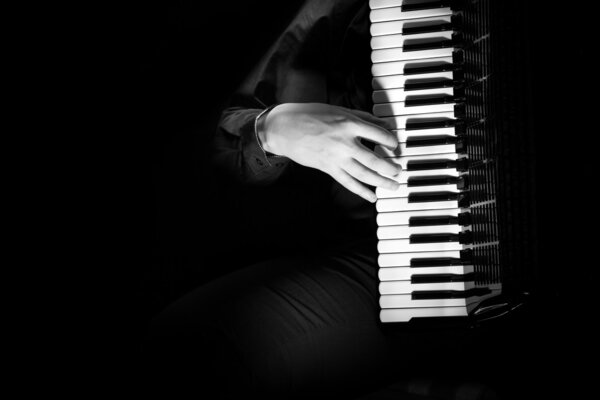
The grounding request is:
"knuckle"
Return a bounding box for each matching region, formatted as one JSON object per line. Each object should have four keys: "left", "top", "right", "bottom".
{"left": 370, "top": 157, "right": 389, "bottom": 172}
{"left": 352, "top": 167, "right": 368, "bottom": 180}
{"left": 377, "top": 159, "right": 397, "bottom": 174}
{"left": 384, "top": 178, "right": 400, "bottom": 190}
{"left": 372, "top": 174, "right": 388, "bottom": 186}
{"left": 346, "top": 143, "right": 362, "bottom": 158}
{"left": 334, "top": 173, "right": 350, "bottom": 186}
{"left": 386, "top": 132, "right": 397, "bottom": 144}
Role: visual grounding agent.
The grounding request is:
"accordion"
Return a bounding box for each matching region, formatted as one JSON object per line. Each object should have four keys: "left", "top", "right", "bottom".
{"left": 369, "top": 0, "right": 538, "bottom": 323}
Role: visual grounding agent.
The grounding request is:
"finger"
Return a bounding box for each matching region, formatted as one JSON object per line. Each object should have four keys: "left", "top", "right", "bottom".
{"left": 345, "top": 109, "right": 398, "bottom": 149}
{"left": 330, "top": 169, "right": 377, "bottom": 203}
{"left": 351, "top": 119, "right": 398, "bottom": 150}
{"left": 347, "top": 109, "right": 393, "bottom": 130}
{"left": 343, "top": 159, "right": 400, "bottom": 191}
{"left": 354, "top": 143, "right": 402, "bottom": 177}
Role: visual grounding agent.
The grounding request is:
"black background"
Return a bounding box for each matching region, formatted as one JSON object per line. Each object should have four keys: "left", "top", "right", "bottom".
{"left": 108, "top": 1, "right": 596, "bottom": 398}
{"left": 132, "top": 0, "right": 307, "bottom": 327}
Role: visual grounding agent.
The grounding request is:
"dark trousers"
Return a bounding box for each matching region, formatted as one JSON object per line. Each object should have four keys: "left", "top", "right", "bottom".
{"left": 142, "top": 174, "right": 480, "bottom": 398}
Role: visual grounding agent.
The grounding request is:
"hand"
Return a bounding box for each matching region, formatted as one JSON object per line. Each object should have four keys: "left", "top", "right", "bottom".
{"left": 259, "top": 103, "right": 402, "bottom": 203}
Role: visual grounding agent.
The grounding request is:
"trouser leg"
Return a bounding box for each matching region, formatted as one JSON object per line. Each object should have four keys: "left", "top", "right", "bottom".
{"left": 143, "top": 238, "right": 400, "bottom": 397}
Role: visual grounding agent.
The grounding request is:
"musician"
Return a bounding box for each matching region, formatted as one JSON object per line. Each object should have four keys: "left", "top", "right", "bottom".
{"left": 145, "top": 0, "right": 484, "bottom": 397}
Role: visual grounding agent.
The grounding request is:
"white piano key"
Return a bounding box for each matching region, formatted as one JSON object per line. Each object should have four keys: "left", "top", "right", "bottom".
{"left": 372, "top": 56, "right": 453, "bottom": 77}
{"left": 378, "top": 238, "right": 464, "bottom": 254}
{"left": 370, "top": 7, "right": 453, "bottom": 23}
{"left": 402, "top": 142, "right": 458, "bottom": 156}
{"left": 381, "top": 111, "right": 457, "bottom": 129}
{"left": 370, "top": 0, "right": 442, "bottom": 9}
{"left": 377, "top": 183, "right": 459, "bottom": 199}
{"left": 377, "top": 207, "right": 462, "bottom": 226}
{"left": 372, "top": 46, "right": 454, "bottom": 63}
{"left": 380, "top": 280, "right": 475, "bottom": 295}
{"left": 378, "top": 224, "right": 461, "bottom": 239}
{"left": 371, "top": 31, "right": 454, "bottom": 50}
{"left": 372, "top": 71, "right": 454, "bottom": 90}
{"left": 369, "top": 0, "right": 400, "bottom": 9}
{"left": 377, "top": 142, "right": 458, "bottom": 157}
{"left": 380, "top": 295, "right": 476, "bottom": 309}
{"left": 392, "top": 127, "right": 457, "bottom": 142}
{"left": 370, "top": 15, "right": 453, "bottom": 37}
{"left": 378, "top": 265, "right": 475, "bottom": 281}
{"left": 373, "top": 102, "right": 456, "bottom": 117}
{"left": 373, "top": 86, "right": 454, "bottom": 103}
{"left": 370, "top": 0, "right": 414, "bottom": 9}
{"left": 376, "top": 197, "right": 459, "bottom": 213}
{"left": 380, "top": 307, "right": 468, "bottom": 322}
{"left": 380, "top": 286, "right": 502, "bottom": 309}
{"left": 378, "top": 250, "right": 463, "bottom": 267}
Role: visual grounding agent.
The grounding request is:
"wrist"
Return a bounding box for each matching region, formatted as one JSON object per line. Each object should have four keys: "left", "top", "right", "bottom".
{"left": 257, "top": 104, "right": 281, "bottom": 155}
{"left": 257, "top": 118, "right": 272, "bottom": 153}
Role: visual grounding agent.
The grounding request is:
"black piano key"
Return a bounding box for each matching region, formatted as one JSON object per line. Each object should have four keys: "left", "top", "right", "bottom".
{"left": 406, "top": 135, "right": 458, "bottom": 148}
{"left": 411, "top": 257, "right": 462, "bottom": 267}
{"left": 403, "top": 37, "right": 462, "bottom": 53}
{"left": 402, "top": 22, "right": 453, "bottom": 36}
{"left": 406, "top": 159, "right": 454, "bottom": 171}
{"left": 406, "top": 118, "right": 464, "bottom": 131}
{"left": 404, "top": 53, "right": 464, "bottom": 75}
{"left": 408, "top": 175, "right": 460, "bottom": 187}
{"left": 406, "top": 158, "right": 466, "bottom": 171}
{"left": 405, "top": 95, "right": 456, "bottom": 107}
{"left": 411, "top": 287, "right": 492, "bottom": 300}
{"left": 402, "top": 14, "right": 462, "bottom": 35}
{"left": 408, "top": 191, "right": 458, "bottom": 203}
{"left": 404, "top": 63, "right": 459, "bottom": 76}
{"left": 409, "top": 231, "right": 471, "bottom": 244}
{"left": 408, "top": 191, "right": 469, "bottom": 207}
{"left": 410, "top": 233, "right": 458, "bottom": 243}
{"left": 410, "top": 215, "right": 459, "bottom": 226}
{"left": 401, "top": 1, "right": 455, "bottom": 12}
{"left": 410, "top": 248, "right": 472, "bottom": 267}
{"left": 411, "top": 273, "right": 475, "bottom": 284}
{"left": 406, "top": 160, "right": 455, "bottom": 171}
{"left": 405, "top": 89, "right": 465, "bottom": 107}
{"left": 404, "top": 76, "right": 463, "bottom": 92}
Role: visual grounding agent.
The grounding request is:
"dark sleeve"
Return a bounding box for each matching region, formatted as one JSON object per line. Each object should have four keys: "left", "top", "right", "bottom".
{"left": 211, "top": 0, "right": 370, "bottom": 186}
{"left": 213, "top": 106, "right": 290, "bottom": 185}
